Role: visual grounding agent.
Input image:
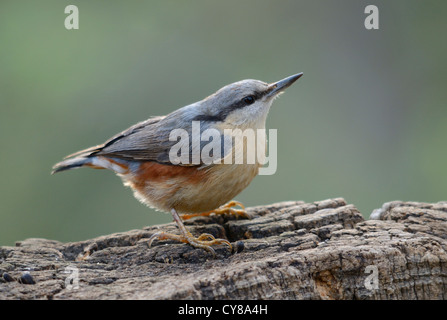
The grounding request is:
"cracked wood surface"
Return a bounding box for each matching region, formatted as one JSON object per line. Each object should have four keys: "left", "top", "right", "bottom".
{"left": 1, "top": 198, "right": 447, "bottom": 299}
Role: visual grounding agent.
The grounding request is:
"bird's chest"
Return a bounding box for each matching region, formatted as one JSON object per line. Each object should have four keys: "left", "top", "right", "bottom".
{"left": 122, "top": 160, "right": 260, "bottom": 213}
{"left": 173, "top": 162, "right": 260, "bottom": 213}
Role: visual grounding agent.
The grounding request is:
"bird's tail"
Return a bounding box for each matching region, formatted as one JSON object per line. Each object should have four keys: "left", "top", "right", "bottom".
{"left": 51, "top": 157, "right": 91, "bottom": 174}
{"left": 52, "top": 155, "right": 129, "bottom": 175}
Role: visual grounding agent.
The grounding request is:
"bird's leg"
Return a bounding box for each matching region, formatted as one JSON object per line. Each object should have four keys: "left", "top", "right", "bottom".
{"left": 181, "top": 200, "right": 248, "bottom": 220}
{"left": 148, "top": 208, "right": 232, "bottom": 256}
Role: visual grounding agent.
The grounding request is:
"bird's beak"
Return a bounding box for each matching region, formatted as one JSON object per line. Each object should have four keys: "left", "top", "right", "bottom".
{"left": 267, "top": 73, "right": 303, "bottom": 98}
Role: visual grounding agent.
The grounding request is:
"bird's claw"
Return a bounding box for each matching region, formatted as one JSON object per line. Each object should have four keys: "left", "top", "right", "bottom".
{"left": 148, "top": 231, "right": 232, "bottom": 256}
{"left": 181, "top": 200, "right": 248, "bottom": 220}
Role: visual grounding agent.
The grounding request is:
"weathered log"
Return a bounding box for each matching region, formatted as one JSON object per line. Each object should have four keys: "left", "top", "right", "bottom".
{"left": 1, "top": 198, "right": 446, "bottom": 300}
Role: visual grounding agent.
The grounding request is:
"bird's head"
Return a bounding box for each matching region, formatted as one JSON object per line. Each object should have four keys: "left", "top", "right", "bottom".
{"left": 195, "top": 73, "right": 303, "bottom": 129}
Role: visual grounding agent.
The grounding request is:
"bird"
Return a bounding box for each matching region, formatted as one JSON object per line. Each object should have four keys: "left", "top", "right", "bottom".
{"left": 52, "top": 73, "right": 303, "bottom": 256}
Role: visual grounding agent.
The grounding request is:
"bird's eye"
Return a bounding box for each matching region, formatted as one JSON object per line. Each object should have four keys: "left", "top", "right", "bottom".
{"left": 242, "top": 95, "right": 255, "bottom": 105}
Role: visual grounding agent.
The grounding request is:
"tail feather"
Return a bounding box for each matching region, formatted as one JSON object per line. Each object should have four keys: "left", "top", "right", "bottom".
{"left": 51, "top": 157, "right": 90, "bottom": 174}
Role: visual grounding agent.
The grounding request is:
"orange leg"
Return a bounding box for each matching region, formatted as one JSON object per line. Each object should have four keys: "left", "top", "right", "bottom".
{"left": 180, "top": 200, "right": 248, "bottom": 220}
{"left": 148, "top": 208, "right": 232, "bottom": 256}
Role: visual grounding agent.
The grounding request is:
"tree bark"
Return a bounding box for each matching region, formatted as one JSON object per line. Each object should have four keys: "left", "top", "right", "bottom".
{"left": 1, "top": 198, "right": 447, "bottom": 299}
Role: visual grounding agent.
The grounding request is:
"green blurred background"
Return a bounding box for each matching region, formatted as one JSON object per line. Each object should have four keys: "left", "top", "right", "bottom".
{"left": 1, "top": 0, "right": 446, "bottom": 246}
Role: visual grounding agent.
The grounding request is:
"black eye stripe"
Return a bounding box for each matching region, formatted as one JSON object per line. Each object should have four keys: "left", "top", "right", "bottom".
{"left": 196, "top": 89, "right": 270, "bottom": 122}
{"left": 192, "top": 114, "right": 225, "bottom": 122}
{"left": 250, "top": 91, "right": 266, "bottom": 102}
{"left": 232, "top": 90, "right": 265, "bottom": 108}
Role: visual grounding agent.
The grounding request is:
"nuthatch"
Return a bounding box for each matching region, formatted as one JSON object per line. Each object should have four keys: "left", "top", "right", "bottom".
{"left": 52, "top": 73, "right": 303, "bottom": 255}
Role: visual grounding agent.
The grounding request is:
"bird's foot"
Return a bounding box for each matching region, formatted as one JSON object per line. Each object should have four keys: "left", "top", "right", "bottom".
{"left": 148, "top": 231, "right": 231, "bottom": 256}
{"left": 181, "top": 200, "right": 248, "bottom": 220}
{"left": 148, "top": 208, "right": 232, "bottom": 256}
